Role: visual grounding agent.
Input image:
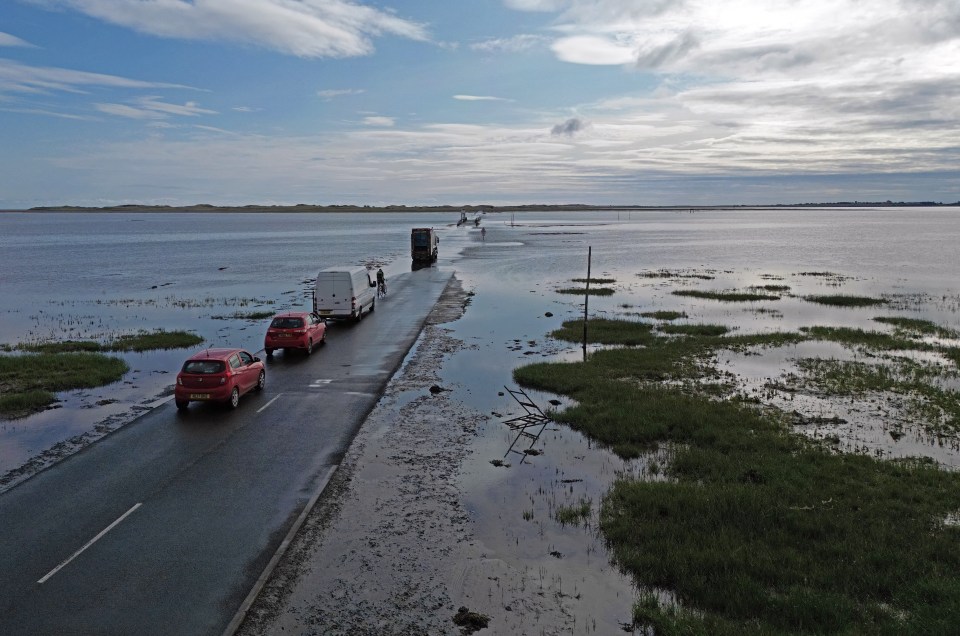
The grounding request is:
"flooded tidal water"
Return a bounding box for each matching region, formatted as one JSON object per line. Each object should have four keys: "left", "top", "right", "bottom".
{"left": 3, "top": 206, "right": 960, "bottom": 631}
{"left": 2, "top": 206, "right": 960, "bottom": 479}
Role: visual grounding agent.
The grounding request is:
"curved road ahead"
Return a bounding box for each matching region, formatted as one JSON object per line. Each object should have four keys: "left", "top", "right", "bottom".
{"left": 0, "top": 266, "right": 453, "bottom": 636}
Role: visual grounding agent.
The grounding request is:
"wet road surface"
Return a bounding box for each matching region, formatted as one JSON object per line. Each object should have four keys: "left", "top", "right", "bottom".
{"left": 0, "top": 266, "right": 452, "bottom": 636}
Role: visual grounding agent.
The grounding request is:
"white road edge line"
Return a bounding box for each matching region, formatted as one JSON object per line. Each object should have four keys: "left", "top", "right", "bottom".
{"left": 221, "top": 465, "right": 338, "bottom": 636}
{"left": 37, "top": 502, "right": 143, "bottom": 585}
{"left": 256, "top": 394, "right": 282, "bottom": 413}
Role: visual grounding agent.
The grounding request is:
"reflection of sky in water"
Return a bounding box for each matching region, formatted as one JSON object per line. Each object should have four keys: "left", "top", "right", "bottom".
{"left": 2, "top": 207, "right": 960, "bottom": 476}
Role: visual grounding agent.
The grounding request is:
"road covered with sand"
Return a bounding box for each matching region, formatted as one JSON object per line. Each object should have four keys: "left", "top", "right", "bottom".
{"left": 236, "top": 275, "right": 643, "bottom": 635}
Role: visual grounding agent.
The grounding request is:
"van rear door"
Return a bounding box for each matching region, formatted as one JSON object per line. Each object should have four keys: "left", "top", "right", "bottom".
{"left": 315, "top": 272, "right": 353, "bottom": 316}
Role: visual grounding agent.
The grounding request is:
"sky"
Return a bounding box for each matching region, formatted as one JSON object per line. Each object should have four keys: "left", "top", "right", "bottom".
{"left": 2, "top": 0, "right": 959, "bottom": 208}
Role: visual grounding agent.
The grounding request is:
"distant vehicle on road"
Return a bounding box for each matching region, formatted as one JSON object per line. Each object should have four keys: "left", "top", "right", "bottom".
{"left": 314, "top": 266, "right": 377, "bottom": 321}
{"left": 174, "top": 348, "right": 265, "bottom": 410}
{"left": 411, "top": 228, "right": 438, "bottom": 263}
{"left": 264, "top": 311, "right": 326, "bottom": 357}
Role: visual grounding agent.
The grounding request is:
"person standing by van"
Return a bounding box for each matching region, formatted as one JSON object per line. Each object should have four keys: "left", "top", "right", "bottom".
{"left": 376, "top": 268, "right": 386, "bottom": 297}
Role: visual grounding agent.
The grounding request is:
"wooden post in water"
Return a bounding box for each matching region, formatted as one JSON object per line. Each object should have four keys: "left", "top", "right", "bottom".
{"left": 583, "top": 246, "right": 591, "bottom": 361}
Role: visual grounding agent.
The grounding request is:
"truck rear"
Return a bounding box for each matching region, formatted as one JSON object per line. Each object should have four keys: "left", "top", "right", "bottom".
{"left": 411, "top": 228, "right": 438, "bottom": 262}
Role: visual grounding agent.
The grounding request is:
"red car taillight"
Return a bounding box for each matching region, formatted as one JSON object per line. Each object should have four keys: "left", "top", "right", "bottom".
{"left": 177, "top": 377, "right": 183, "bottom": 386}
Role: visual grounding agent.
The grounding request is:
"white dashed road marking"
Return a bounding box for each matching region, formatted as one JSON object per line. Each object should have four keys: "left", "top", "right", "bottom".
{"left": 38, "top": 503, "right": 143, "bottom": 584}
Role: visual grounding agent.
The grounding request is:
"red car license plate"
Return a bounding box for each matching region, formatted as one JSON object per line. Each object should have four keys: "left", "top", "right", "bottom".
{"left": 189, "top": 393, "right": 209, "bottom": 400}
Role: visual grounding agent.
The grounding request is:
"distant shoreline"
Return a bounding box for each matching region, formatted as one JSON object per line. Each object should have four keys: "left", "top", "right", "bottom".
{"left": 7, "top": 201, "right": 957, "bottom": 213}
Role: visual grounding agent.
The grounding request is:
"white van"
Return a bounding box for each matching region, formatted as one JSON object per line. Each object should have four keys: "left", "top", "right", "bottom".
{"left": 313, "top": 266, "right": 377, "bottom": 321}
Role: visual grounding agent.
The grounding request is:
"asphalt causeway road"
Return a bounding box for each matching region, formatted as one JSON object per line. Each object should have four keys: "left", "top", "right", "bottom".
{"left": 0, "top": 266, "right": 453, "bottom": 636}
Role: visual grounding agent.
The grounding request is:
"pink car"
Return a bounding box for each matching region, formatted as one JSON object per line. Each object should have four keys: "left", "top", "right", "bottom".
{"left": 264, "top": 311, "right": 327, "bottom": 356}
{"left": 175, "top": 348, "right": 265, "bottom": 410}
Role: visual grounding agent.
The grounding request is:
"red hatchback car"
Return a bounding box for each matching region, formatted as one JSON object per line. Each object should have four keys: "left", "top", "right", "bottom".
{"left": 175, "top": 348, "right": 265, "bottom": 410}
{"left": 264, "top": 312, "right": 327, "bottom": 356}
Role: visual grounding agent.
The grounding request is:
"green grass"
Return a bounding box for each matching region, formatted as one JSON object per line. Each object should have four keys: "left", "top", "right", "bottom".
{"left": 800, "top": 326, "right": 925, "bottom": 351}
{"left": 571, "top": 277, "right": 615, "bottom": 284}
{"left": 0, "top": 390, "right": 56, "bottom": 419}
{"left": 874, "top": 316, "right": 959, "bottom": 338}
{"left": 513, "top": 318, "right": 960, "bottom": 633}
{"left": 551, "top": 319, "right": 656, "bottom": 346}
{"left": 555, "top": 499, "right": 592, "bottom": 526}
{"left": 673, "top": 290, "right": 780, "bottom": 302}
{"left": 106, "top": 330, "right": 204, "bottom": 352}
{"left": 17, "top": 340, "right": 103, "bottom": 353}
{"left": 946, "top": 348, "right": 960, "bottom": 368}
{"left": 791, "top": 357, "right": 960, "bottom": 434}
{"left": 0, "top": 352, "right": 129, "bottom": 418}
{"left": 17, "top": 329, "right": 203, "bottom": 354}
{"left": 659, "top": 324, "right": 729, "bottom": 337}
{"left": 640, "top": 311, "right": 688, "bottom": 321}
{"left": 556, "top": 287, "right": 615, "bottom": 296}
{"left": 751, "top": 284, "right": 791, "bottom": 292}
{"left": 805, "top": 295, "right": 887, "bottom": 307}
{"left": 212, "top": 310, "right": 276, "bottom": 320}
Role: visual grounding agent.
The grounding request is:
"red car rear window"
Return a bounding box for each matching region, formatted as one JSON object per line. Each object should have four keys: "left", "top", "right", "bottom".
{"left": 270, "top": 317, "right": 304, "bottom": 329}
{"left": 183, "top": 360, "right": 226, "bottom": 374}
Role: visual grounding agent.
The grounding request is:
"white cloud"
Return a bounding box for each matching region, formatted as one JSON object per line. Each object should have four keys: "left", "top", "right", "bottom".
{"left": 499, "top": 0, "right": 960, "bottom": 182}
{"left": 0, "top": 32, "right": 35, "bottom": 47}
{"left": 0, "top": 106, "right": 89, "bottom": 120}
{"left": 453, "top": 95, "right": 511, "bottom": 102}
{"left": 0, "top": 58, "right": 190, "bottom": 95}
{"left": 95, "top": 96, "right": 216, "bottom": 119}
{"left": 95, "top": 102, "right": 166, "bottom": 119}
{"left": 317, "top": 88, "right": 365, "bottom": 100}
{"left": 551, "top": 35, "right": 635, "bottom": 65}
{"left": 37, "top": 0, "right": 429, "bottom": 58}
{"left": 362, "top": 116, "right": 395, "bottom": 126}
{"left": 470, "top": 34, "right": 547, "bottom": 53}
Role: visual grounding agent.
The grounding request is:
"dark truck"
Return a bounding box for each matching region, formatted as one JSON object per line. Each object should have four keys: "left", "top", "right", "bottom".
{"left": 410, "top": 228, "right": 439, "bottom": 262}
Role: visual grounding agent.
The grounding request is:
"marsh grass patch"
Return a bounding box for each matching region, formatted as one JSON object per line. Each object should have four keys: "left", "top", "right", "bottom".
{"left": 514, "top": 317, "right": 960, "bottom": 633}
{"left": 800, "top": 326, "right": 924, "bottom": 351}
{"left": 571, "top": 277, "right": 615, "bottom": 284}
{"left": 673, "top": 290, "right": 780, "bottom": 302}
{"left": 874, "top": 316, "right": 959, "bottom": 338}
{"left": 17, "top": 329, "right": 203, "bottom": 353}
{"left": 556, "top": 287, "right": 615, "bottom": 296}
{"left": 0, "top": 352, "right": 129, "bottom": 419}
{"left": 641, "top": 311, "right": 688, "bottom": 321}
{"left": 555, "top": 499, "right": 592, "bottom": 526}
{"left": 805, "top": 295, "right": 887, "bottom": 307}
{"left": 212, "top": 310, "right": 275, "bottom": 321}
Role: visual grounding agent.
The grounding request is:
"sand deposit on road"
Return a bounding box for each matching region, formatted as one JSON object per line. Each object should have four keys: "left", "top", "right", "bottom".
{"left": 237, "top": 276, "right": 616, "bottom": 635}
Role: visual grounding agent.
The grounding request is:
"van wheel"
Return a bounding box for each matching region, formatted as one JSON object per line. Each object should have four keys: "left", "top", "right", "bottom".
{"left": 370, "top": 298, "right": 375, "bottom": 313}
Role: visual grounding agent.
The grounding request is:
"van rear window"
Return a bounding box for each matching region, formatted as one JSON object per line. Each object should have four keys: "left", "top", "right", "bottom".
{"left": 183, "top": 360, "right": 225, "bottom": 374}
{"left": 270, "top": 317, "right": 304, "bottom": 329}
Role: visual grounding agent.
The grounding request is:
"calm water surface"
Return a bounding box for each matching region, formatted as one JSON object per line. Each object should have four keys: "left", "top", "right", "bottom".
{"left": 1, "top": 207, "right": 959, "bottom": 473}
